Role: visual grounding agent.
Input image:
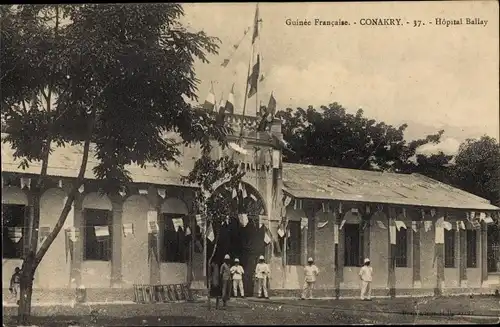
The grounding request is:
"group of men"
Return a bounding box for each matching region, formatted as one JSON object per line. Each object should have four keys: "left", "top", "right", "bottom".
{"left": 208, "top": 255, "right": 374, "bottom": 307}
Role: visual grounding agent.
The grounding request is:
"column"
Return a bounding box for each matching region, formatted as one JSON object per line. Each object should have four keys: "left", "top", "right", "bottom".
{"left": 334, "top": 210, "right": 344, "bottom": 299}
{"left": 387, "top": 209, "right": 396, "bottom": 298}
{"left": 187, "top": 215, "right": 194, "bottom": 286}
{"left": 149, "top": 205, "right": 161, "bottom": 285}
{"left": 306, "top": 204, "right": 316, "bottom": 259}
{"left": 72, "top": 195, "right": 83, "bottom": 287}
{"left": 111, "top": 200, "right": 123, "bottom": 287}
{"left": 434, "top": 216, "right": 445, "bottom": 297}
{"left": 459, "top": 227, "right": 467, "bottom": 287}
{"left": 480, "top": 222, "right": 488, "bottom": 287}
{"left": 361, "top": 209, "right": 371, "bottom": 262}
{"left": 412, "top": 220, "right": 422, "bottom": 288}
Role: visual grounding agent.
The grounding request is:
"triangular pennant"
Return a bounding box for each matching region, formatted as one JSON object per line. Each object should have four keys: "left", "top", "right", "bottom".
{"left": 206, "top": 223, "right": 215, "bottom": 242}
{"left": 484, "top": 216, "right": 494, "bottom": 224}
{"left": 185, "top": 226, "right": 192, "bottom": 236}
{"left": 8, "top": 227, "right": 22, "bottom": 243}
{"left": 339, "top": 219, "right": 346, "bottom": 230}
{"left": 264, "top": 228, "right": 272, "bottom": 244}
{"left": 395, "top": 220, "right": 407, "bottom": 231}
{"left": 412, "top": 221, "right": 417, "bottom": 233}
{"left": 284, "top": 195, "right": 292, "bottom": 207}
{"left": 277, "top": 225, "right": 285, "bottom": 237}
{"left": 317, "top": 221, "right": 328, "bottom": 229}
{"left": 300, "top": 217, "right": 308, "bottom": 230}
{"left": 376, "top": 221, "right": 387, "bottom": 230}
{"left": 232, "top": 188, "right": 238, "bottom": 199}
{"left": 443, "top": 221, "right": 453, "bottom": 231}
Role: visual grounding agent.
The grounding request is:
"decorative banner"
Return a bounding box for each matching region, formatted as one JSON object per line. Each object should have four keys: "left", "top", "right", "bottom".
{"left": 8, "top": 227, "right": 23, "bottom": 243}
{"left": 185, "top": 226, "right": 192, "bottom": 236}
{"left": 334, "top": 224, "right": 339, "bottom": 244}
{"left": 157, "top": 188, "right": 166, "bottom": 199}
{"left": 376, "top": 221, "right": 387, "bottom": 229}
{"left": 172, "top": 218, "right": 184, "bottom": 232}
{"left": 390, "top": 226, "right": 396, "bottom": 245}
{"left": 293, "top": 199, "right": 303, "bottom": 210}
{"left": 317, "top": 221, "right": 328, "bottom": 229}
{"left": 195, "top": 214, "right": 205, "bottom": 229}
{"left": 95, "top": 225, "right": 110, "bottom": 237}
{"left": 412, "top": 221, "right": 417, "bottom": 233}
{"left": 430, "top": 208, "right": 436, "bottom": 217}
{"left": 250, "top": 194, "right": 257, "bottom": 201}
{"left": 479, "top": 212, "right": 486, "bottom": 220}
{"left": 67, "top": 227, "right": 79, "bottom": 242}
{"left": 365, "top": 205, "right": 371, "bottom": 214}
{"left": 58, "top": 179, "right": 63, "bottom": 188}
{"left": 272, "top": 149, "right": 281, "bottom": 168}
{"left": 138, "top": 188, "right": 148, "bottom": 195}
{"left": 351, "top": 208, "right": 359, "bottom": 214}
{"left": 239, "top": 214, "right": 249, "bottom": 227}
{"left": 300, "top": 217, "right": 308, "bottom": 230}
{"left": 402, "top": 208, "right": 407, "bottom": 218}
{"left": 424, "top": 221, "right": 433, "bottom": 232}
{"left": 457, "top": 221, "right": 466, "bottom": 230}
{"left": 339, "top": 219, "right": 346, "bottom": 230}
{"left": 264, "top": 228, "right": 272, "bottom": 244}
{"left": 78, "top": 184, "right": 85, "bottom": 194}
{"left": 421, "top": 209, "right": 425, "bottom": 219}
{"left": 147, "top": 211, "right": 159, "bottom": 234}
{"left": 484, "top": 216, "right": 494, "bottom": 224}
{"left": 435, "top": 223, "right": 444, "bottom": 244}
{"left": 20, "top": 177, "right": 31, "bottom": 189}
{"left": 123, "top": 223, "right": 134, "bottom": 237}
{"left": 232, "top": 188, "right": 237, "bottom": 199}
{"left": 259, "top": 215, "right": 269, "bottom": 228}
{"left": 277, "top": 224, "right": 285, "bottom": 237}
{"left": 206, "top": 223, "right": 215, "bottom": 242}
{"left": 443, "top": 221, "right": 453, "bottom": 231}
{"left": 436, "top": 217, "right": 444, "bottom": 228}
{"left": 38, "top": 225, "right": 51, "bottom": 243}
{"left": 395, "top": 220, "right": 407, "bottom": 231}
{"left": 284, "top": 195, "right": 292, "bottom": 207}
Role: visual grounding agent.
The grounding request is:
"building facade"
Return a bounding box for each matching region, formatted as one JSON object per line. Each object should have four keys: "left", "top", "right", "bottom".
{"left": 2, "top": 115, "right": 499, "bottom": 303}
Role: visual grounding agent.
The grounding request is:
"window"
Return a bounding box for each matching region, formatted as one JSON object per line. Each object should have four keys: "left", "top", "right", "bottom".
{"left": 395, "top": 228, "right": 409, "bottom": 267}
{"left": 444, "top": 229, "right": 455, "bottom": 268}
{"left": 83, "top": 209, "right": 112, "bottom": 261}
{"left": 344, "top": 224, "right": 361, "bottom": 267}
{"left": 161, "top": 214, "right": 188, "bottom": 263}
{"left": 487, "top": 224, "right": 500, "bottom": 273}
{"left": 466, "top": 229, "right": 478, "bottom": 268}
{"left": 286, "top": 220, "right": 302, "bottom": 265}
{"left": 2, "top": 204, "right": 26, "bottom": 259}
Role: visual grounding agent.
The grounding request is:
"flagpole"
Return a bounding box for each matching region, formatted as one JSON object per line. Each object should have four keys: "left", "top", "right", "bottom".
{"left": 239, "top": 46, "right": 254, "bottom": 139}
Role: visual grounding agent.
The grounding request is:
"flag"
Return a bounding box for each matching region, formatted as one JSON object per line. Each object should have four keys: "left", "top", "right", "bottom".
{"left": 264, "top": 228, "right": 272, "bottom": 244}
{"left": 277, "top": 224, "right": 285, "bottom": 237}
{"left": 484, "top": 216, "right": 494, "bottom": 224}
{"left": 173, "top": 218, "right": 184, "bottom": 232}
{"left": 224, "top": 84, "right": 235, "bottom": 114}
{"left": 376, "top": 221, "right": 387, "bottom": 229}
{"left": 443, "top": 221, "right": 453, "bottom": 231}
{"left": 232, "top": 188, "right": 238, "bottom": 199}
{"left": 252, "top": 5, "right": 260, "bottom": 44}
{"left": 247, "top": 55, "right": 260, "bottom": 98}
{"left": 395, "top": 220, "right": 407, "bottom": 231}
{"left": 8, "top": 227, "right": 22, "bottom": 243}
{"left": 203, "top": 84, "right": 216, "bottom": 112}
{"left": 257, "top": 92, "right": 277, "bottom": 132}
{"left": 95, "top": 226, "right": 109, "bottom": 237}
{"left": 185, "top": 226, "right": 192, "bottom": 236}
{"left": 300, "top": 217, "right": 308, "bottom": 230}
{"left": 206, "top": 223, "right": 215, "bottom": 242}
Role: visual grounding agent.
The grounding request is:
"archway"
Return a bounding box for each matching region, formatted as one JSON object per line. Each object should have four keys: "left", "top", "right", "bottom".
{"left": 206, "top": 182, "right": 267, "bottom": 297}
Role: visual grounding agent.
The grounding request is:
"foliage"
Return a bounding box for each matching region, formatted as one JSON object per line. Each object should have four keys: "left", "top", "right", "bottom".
{"left": 450, "top": 136, "right": 500, "bottom": 205}
{"left": 274, "top": 103, "right": 452, "bottom": 173}
{"left": 1, "top": 3, "right": 238, "bottom": 321}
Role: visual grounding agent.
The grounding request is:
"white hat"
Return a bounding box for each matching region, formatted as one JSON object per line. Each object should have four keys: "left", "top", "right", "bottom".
{"left": 259, "top": 255, "right": 265, "bottom": 260}
{"left": 234, "top": 258, "right": 240, "bottom": 262}
{"left": 364, "top": 258, "right": 370, "bottom": 263}
{"left": 307, "top": 257, "right": 314, "bottom": 262}
{"left": 224, "top": 254, "right": 230, "bottom": 260}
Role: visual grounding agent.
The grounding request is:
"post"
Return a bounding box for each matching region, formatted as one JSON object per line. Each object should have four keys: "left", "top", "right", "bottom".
{"left": 481, "top": 222, "right": 488, "bottom": 287}
{"left": 434, "top": 215, "right": 445, "bottom": 297}
{"left": 72, "top": 195, "right": 84, "bottom": 287}
{"left": 459, "top": 225, "right": 467, "bottom": 287}
{"left": 111, "top": 199, "right": 123, "bottom": 287}
{"left": 334, "top": 207, "right": 344, "bottom": 299}
{"left": 386, "top": 207, "right": 396, "bottom": 298}
{"left": 412, "top": 220, "right": 422, "bottom": 288}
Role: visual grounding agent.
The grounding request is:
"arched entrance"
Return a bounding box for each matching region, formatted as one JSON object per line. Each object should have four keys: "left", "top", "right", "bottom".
{"left": 206, "top": 182, "right": 267, "bottom": 297}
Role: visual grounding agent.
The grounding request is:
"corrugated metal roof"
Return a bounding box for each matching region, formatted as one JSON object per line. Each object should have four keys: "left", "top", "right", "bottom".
{"left": 1, "top": 138, "right": 198, "bottom": 188}
{"left": 282, "top": 163, "right": 499, "bottom": 211}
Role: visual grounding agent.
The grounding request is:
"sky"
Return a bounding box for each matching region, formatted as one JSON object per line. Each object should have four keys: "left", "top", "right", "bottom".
{"left": 182, "top": 1, "right": 499, "bottom": 155}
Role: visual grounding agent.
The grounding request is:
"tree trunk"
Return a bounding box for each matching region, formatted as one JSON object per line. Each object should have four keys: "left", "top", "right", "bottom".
{"left": 18, "top": 254, "right": 35, "bottom": 325}
{"left": 207, "top": 231, "right": 219, "bottom": 310}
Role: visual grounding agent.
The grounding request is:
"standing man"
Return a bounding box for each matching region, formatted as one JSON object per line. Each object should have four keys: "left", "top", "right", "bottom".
{"left": 220, "top": 254, "right": 232, "bottom": 307}
{"left": 254, "top": 255, "right": 270, "bottom": 299}
{"left": 230, "top": 258, "right": 245, "bottom": 298}
{"left": 359, "top": 258, "right": 373, "bottom": 301}
{"left": 9, "top": 267, "right": 21, "bottom": 305}
{"left": 301, "top": 257, "right": 319, "bottom": 300}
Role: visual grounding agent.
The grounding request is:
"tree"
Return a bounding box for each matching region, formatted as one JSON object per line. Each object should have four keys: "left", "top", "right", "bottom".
{"left": 181, "top": 154, "right": 245, "bottom": 308}
{"left": 1, "top": 4, "right": 234, "bottom": 323}
{"left": 274, "top": 103, "right": 452, "bottom": 173}
{"left": 450, "top": 136, "right": 500, "bottom": 205}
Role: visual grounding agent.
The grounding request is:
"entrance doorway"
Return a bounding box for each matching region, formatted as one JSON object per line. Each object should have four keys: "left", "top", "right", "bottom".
{"left": 205, "top": 182, "right": 267, "bottom": 297}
